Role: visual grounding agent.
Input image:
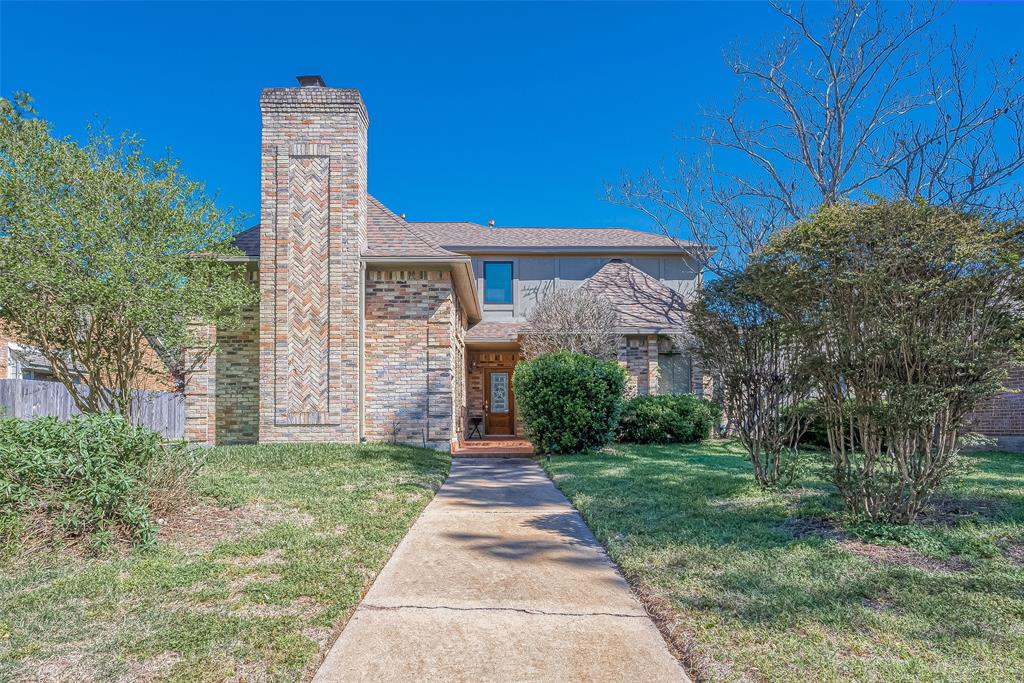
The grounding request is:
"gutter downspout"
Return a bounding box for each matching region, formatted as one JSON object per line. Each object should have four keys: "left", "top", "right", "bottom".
{"left": 359, "top": 261, "right": 366, "bottom": 442}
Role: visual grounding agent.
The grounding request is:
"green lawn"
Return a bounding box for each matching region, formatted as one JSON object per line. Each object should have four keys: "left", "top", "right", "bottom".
{"left": 0, "top": 443, "right": 449, "bottom": 682}
{"left": 542, "top": 442, "right": 1024, "bottom": 683}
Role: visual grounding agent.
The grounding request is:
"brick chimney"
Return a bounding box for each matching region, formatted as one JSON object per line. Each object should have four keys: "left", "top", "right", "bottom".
{"left": 258, "top": 76, "right": 368, "bottom": 441}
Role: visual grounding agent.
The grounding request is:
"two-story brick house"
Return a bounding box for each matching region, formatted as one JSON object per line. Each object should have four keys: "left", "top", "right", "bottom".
{"left": 183, "top": 77, "right": 707, "bottom": 450}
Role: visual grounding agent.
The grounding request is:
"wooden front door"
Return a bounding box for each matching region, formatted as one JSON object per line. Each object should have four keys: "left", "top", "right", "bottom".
{"left": 484, "top": 369, "right": 514, "bottom": 435}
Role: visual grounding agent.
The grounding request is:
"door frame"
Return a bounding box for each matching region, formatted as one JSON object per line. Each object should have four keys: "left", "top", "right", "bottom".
{"left": 484, "top": 368, "right": 515, "bottom": 435}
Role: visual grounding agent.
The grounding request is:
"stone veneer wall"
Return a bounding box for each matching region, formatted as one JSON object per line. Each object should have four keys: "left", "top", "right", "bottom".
{"left": 258, "top": 86, "right": 367, "bottom": 443}
{"left": 363, "top": 269, "right": 466, "bottom": 449}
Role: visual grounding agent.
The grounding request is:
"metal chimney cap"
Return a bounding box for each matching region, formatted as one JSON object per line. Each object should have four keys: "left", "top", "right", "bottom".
{"left": 296, "top": 75, "right": 326, "bottom": 88}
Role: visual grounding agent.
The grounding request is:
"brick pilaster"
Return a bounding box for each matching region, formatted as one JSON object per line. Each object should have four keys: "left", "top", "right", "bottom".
{"left": 184, "top": 324, "right": 216, "bottom": 446}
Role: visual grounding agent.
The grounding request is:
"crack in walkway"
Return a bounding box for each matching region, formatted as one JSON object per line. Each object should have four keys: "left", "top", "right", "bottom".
{"left": 361, "top": 602, "right": 649, "bottom": 620}
{"left": 312, "top": 458, "right": 688, "bottom": 681}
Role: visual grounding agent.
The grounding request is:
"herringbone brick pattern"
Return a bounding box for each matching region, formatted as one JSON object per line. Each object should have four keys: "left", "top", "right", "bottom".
{"left": 286, "top": 156, "right": 331, "bottom": 422}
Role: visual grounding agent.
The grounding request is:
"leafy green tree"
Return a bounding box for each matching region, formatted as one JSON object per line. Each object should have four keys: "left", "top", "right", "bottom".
{"left": 0, "top": 93, "right": 257, "bottom": 416}
{"left": 686, "top": 270, "right": 814, "bottom": 488}
{"left": 761, "top": 199, "right": 1024, "bottom": 523}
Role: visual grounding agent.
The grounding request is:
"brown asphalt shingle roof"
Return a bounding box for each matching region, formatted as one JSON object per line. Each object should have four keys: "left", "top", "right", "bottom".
{"left": 583, "top": 259, "right": 688, "bottom": 330}
{"left": 363, "top": 196, "right": 460, "bottom": 258}
{"left": 411, "top": 221, "right": 700, "bottom": 251}
{"left": 231, "top": 196, "right": 702, "bottom": 260}
{"left": 465, "top": 321, "right": 525, "bottom": 343}
{"left": 230, "top": 196, "right": 462, "bottom": 260}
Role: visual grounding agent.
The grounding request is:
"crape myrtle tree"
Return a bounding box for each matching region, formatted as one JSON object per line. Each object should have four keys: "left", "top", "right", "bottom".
{"left": 614, "top": 0, "right": 1024, "bottom": 504}
{"left": 686, "top": 269, "right": 814, "bottom": 488}
{"left": 0, "top": 93, "right": 257, "bottom": 417}
{"left": 759, "top": 200, "right": 1024, "bottom": 523}
{"left": 613, "top": 0, "right": 1024, "bottom": 276}
{"left": 520, "top": 287, "right": 620, "bottom": 361}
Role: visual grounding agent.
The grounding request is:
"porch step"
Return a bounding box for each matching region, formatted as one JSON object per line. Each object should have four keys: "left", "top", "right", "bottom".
{"left": 451, "top": 438, "right": 535, "bottom": 459}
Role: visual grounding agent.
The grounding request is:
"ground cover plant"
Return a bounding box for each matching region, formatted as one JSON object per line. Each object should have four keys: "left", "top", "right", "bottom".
{"left": 513, "top": 351, "right": 627, "bottom": 455}
{"left": 544, "top": 442, "right": 1024, "bottom": 683}
{"left": 0, "top": 442, "right": 449, "bottom": 682}
{"left": 0, "top": 413, "right": 198, "bottom": 552}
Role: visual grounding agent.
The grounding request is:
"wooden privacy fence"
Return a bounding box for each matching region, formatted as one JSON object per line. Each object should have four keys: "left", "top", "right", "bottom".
{"left": 0, "top": 379, "right": 185, "bottom": 440}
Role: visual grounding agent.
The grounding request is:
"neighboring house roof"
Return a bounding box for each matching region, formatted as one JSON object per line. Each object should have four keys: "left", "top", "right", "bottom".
{"left": 582, "top": 259, "right": 688, "bottom": 331}
{"left": 232, "top": 224, "right": 260, "bottom": 260}
{"left": 411, "top": 221, "right": 703, "bottom": 253}
{"left": 466, "top": 321, "right": 525, "bottom": 344}
{"left": 6, "top": 342, "right": 85, "bottom": 377}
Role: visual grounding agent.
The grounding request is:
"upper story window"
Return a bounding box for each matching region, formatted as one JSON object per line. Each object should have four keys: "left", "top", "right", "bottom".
{"left": 483, "top": 261, "right": 513, "bottom": 305}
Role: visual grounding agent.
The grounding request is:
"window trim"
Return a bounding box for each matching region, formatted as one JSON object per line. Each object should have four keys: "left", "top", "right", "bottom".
{"left": 482, "top": 261, "right": 515, "bottom": 306}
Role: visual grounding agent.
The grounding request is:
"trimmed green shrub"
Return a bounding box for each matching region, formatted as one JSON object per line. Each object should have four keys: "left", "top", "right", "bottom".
{"left": 784, "top": 399, "right": 889, "bottom": 452}
{"left": 618, "top": 394, "right": 722, "bottom": 444}
{"left": 512, "top": 352, "right": 627, "bottom": 455}
{"left": 0, "top": 413, "right": 197, "bottom": 549}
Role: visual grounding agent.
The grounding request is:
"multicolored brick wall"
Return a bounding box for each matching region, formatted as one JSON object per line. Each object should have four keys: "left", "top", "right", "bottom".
{"left": 258, "top": 86, "right": 367, "bottom": 443}
{"left": 0, "top": 325, "right": 13, "bottom": 380}
{"left": 363, "top": 269, "right": 466, "bottom": 448}
{"left": 214, "top": 304, "right": 260, "bottom": 445}
{"left": 184, "top": 323, "right": 217, "bottom": 445}
{"left": 450, "top": 296, "right": 467, "bottom": 442}
{"left": 969, "top": 366, "right": 1024, "bottom": 452}
{"left": 618, "top": 334, "right": 659, "bottom": 397}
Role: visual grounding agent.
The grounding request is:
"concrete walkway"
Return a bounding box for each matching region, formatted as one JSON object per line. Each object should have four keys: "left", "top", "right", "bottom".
{"left": 313, "top": 458, "right": 688, "bottom": 682}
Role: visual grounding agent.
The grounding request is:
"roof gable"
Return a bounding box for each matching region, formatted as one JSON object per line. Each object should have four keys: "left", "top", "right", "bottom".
{"left": 582, "top": 259, "right": 688, "bottom": 330}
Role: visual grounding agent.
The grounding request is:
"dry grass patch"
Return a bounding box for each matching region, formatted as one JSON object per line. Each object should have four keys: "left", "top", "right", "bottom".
{"left": 0, "top": 442, "right": 449, "bottom": 682}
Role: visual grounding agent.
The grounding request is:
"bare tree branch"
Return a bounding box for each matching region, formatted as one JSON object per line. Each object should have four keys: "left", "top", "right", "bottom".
{"left": 520, "top": 288, "right": 620, "bottom": 361}
{"left": 611, "top": 0, "right": 1024, "bottom": 275}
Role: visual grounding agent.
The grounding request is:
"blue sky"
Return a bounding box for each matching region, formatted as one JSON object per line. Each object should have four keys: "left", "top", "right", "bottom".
{"left": 2, "top": 1, "right": 1022, "bottom": 232}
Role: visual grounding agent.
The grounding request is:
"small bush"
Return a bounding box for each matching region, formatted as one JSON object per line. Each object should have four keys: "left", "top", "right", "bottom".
{"left": 0, "top": 413, "right": 197, "bottom": 549}
{"left": 618, "top": 394, "right": 722, "bottom": 444}
{"left": 785, "top": 399, "right": 891, "bottom": 452}
{"left": 780, "top": 399, "right": 827, "bottom": 448}
{"left": 513, "top": 352, "right": 627, "bottom": 456}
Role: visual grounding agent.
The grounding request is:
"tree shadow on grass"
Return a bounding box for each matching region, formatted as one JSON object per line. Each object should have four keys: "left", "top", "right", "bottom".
{"left": 549, "top": 443, "right": 1024, "bottom": 657}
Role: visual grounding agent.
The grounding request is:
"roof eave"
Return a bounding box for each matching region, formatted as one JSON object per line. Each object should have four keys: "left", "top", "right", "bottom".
{"left": 439, "top": 245, "right": 710, "bottom": 256}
